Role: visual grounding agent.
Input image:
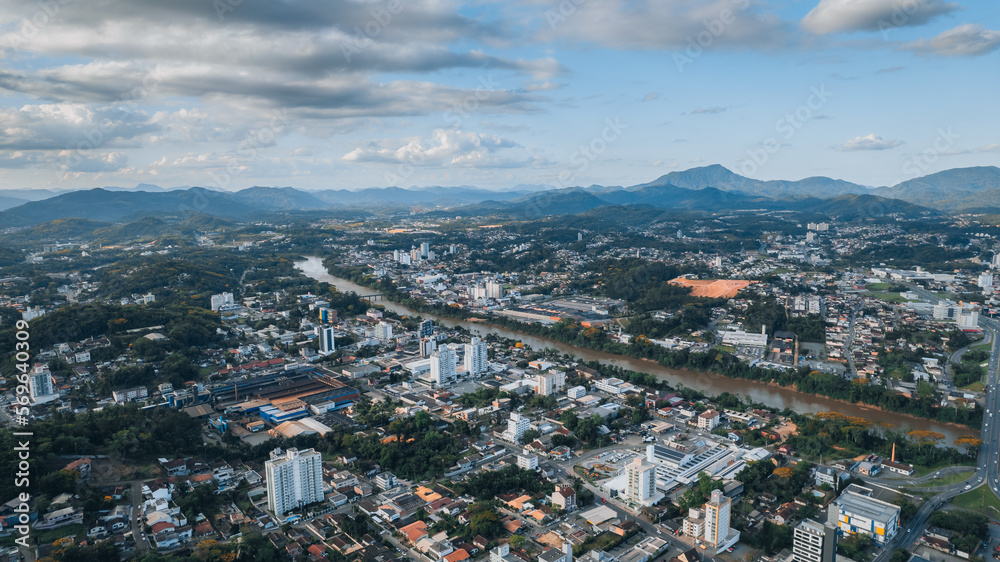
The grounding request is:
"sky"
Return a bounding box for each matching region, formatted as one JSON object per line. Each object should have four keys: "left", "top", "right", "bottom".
{"left": 0, "top": 0, "right": 997, "bottom": 192}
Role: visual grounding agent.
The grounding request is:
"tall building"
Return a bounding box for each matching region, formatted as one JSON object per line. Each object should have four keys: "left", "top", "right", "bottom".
{"left": 210, "top": 292, "right": 235, "bottom": 311}
{"left": 625, "top": 457, "right": 660, "bottom": 505}
{"left": 535, "top": 370, "right": 566, "bottom": 396}
{"left": 418, "top": 319, "right": 435, "bottom": 338}
{"left": 703, "top": 489, "right": 733, "bottom": 547}
{"left": 430, "top": 344, "right": 458, "bottom": 387}
{"left": 316, "top": 326, "right": 335, "bottom": 355}
{"left": 979, "top": 272, "right": 994, "bottom": 289}
{"left": 419, "top": 337, "right": 437, "bottom": 357}
{"left": 463, "top": 337, "right": 488, "bottom": 377}
{"left": 265, "top": 448, "right": 324, "bottom": 516}
{"left": 29, "top": 365, "right": 55, "bottom": 402}
{"left": 793, "top": 519, "right": 837, "bottom": 562}
{"left": 374, "top": 321, "right": 393, "bottom": 341}
{"left": 420, "top": 242, "right": 429, "bottom": 258}
{"left": 501, "top": 412, "right": 530, "bottom": 443}
{"left": 318, "top": 307, "right": 337, "bottom": 324}
{"left": 486, "top": 280, "right": 504, "bottom": 299}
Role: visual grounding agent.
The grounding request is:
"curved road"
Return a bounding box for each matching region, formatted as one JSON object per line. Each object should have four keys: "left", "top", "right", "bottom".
{"left": 870, "top": 288, "right": 1000, "bottom": 561}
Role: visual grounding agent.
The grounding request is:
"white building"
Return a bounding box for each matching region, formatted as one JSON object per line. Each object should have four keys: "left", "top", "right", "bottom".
{"left": 535, "top": 370, "right": 566, "bottom": 397}
{"left": 958, "top": 310, "right": 980, "bottom": 329}
{"left": 698, "top": 410, "right": 721, "bottom": 431}
{"left": 374, "top": 321, "right": 393, "bottom": 341}
{"left": 833, "top": 489, "right": 900, "bottom": 545}
{"left": 793, "top": 519, "right": 837, "bottom": 562}
{"left": 316, "top": 326, "right": 335, "bottom": 355}
{"left": 463, "top": 337, "right": 488, "bottom": 377}
{"left": 29, "top": 366, "right": 56, "bottom": 402}
{"left": 625, "top": 457, "right": 661, "bottom": 506}
{"left": 502, "top": 413, "right": 531, "bottom": 443}
{"left": 265, "top": 448, "right": 324, "bottom": 516}
{"left": 516, "top": 454, "right": 538, "bottom": 470}
{"left": 979, "top": 272, "right": 994, "bottom": 289}
{"left": 210, "top": 292, "right": 235, "bottom": 312}
{"left": 430, "top": 344, "right": 458, "bottom": 387}
{"left": 721, "top": 326, "right": 768, "bottom": 347}
{"left": 486, "top": 280, "right": 505, "bottom": 299}
{"left": 567, "top": 386, "right": 587, "bottom": 399}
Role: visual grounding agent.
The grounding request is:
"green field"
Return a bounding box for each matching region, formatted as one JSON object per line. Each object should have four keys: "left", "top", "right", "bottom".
{"left": 867, "top": 291, "right": 916, "bottom": 304}
{"left": 866, "top": 282, "right": 893, "bottom": 290}
{"left": 916, "top": 471, "right": 974, "bottom": 487}
{"left": 952, "top": 486, "right": 1000, "bottom": 515}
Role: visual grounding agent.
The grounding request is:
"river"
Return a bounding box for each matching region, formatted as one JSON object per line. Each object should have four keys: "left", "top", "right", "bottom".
{"left": 295, "top": 256, "right": 976, "bottom": 444}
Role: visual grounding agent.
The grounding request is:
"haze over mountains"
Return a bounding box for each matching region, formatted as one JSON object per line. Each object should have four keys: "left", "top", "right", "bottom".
{"left": 1, "top": 165, "right": 997, "bottom": 227}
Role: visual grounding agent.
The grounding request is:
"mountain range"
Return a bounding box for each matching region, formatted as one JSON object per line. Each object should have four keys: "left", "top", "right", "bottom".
{"left": 0, "top": 165, "right": 997, "bottom": 226}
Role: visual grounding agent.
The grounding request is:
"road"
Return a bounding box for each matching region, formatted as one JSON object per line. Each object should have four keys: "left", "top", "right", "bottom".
{"left": 869, "top": 286, "right": 1000, "bottom": 561}
{"left": 845, "top": 303, "right": 864, "bottom": 377}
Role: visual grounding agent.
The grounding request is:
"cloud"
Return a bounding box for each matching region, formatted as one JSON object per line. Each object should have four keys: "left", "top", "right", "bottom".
{"left": 0, "top": 103, "right": 159, "bottom": 150}
{"left": 341, "top": 129, "right": 543, "bottom": 168}
{"left": 835, "top": 133, "right": 903, "bottom": 151}
{"left": 802, "top": 0, "right": 959, "bottom": 35}
{"left": 688, "top": 106, "right": 731, "bottom": 115}
{"left": 902, "top": 24, "right": 1000, "bottom": 57}
{"left": 876, "top": 66, "right": 905, "bottom": 73}
{"left": 642, "top": 93, "right": 660, "bottom": 102}
{"left": 534, "top": 0, "right": 791, "bottom": 51}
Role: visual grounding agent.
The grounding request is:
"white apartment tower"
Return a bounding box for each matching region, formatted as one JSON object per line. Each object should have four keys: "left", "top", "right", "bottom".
{"left": 625, "top": 457, "right": 659, "bottom": 505}
{"left": 464, "top": 337, "right": 488, "bottom": 377}
{"left": 486, "top": 280, "right": 504, "bottom": 299}
{"left": 430, "top": 344, "right": 458, "bottom": 387}
{"left": 374, "top": 321, "right": 393, "bottom": 341}
{"left": 265, "top": 448, "right": 324, "bottom": 516}
{"left": 793, "top": 519, "right": 837, "bottom": 562}
{"left": 210, "top": 292, "right": 235, "bottom": 311}
{"left": 535, "top": 370, "right": 566, "bottom": 396}
{"left": 703, "top": 489, "right": 732, "bottom": 546}
{"left": 502, "top": 413, "right": 531, "bottom": 443}
{"left": 316, "top": 326, "right": 335, "bottom": 355}
{"left": 29, "top": 365, "right": 55, "bottom": 401}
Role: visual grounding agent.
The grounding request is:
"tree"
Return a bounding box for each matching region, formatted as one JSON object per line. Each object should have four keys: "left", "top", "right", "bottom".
{"left": 907, "top": 430, "right": 945, "bottom": 444}
{"left": 520, "top": 429, "right": 541, "bottom": 444}
{"left": 772, "top": 466, "right": 794, "bottom": 479}
{"left": 954, "top": 435, "right": 984, "bottom": 458}
{"left": 510, "top": 534, "right": 526, "bottom": 549}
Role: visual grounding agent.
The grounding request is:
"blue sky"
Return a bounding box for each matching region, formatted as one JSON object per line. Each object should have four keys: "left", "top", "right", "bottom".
{"left": 0, "top": 0, "right": 997, "bottom": 191}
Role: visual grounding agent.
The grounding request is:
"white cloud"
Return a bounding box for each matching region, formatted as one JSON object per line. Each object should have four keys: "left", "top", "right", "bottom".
{"left": 342, "top": 129, "right": 543, "bottom": 168}
{"left": 802, "top": 0, "right": 959, "bottom": 35}
{"left": 835, "top": 133, "right": 903, "bottom": 151}
{"left": 902, "top": 24, "right": 1000, "bottom": 57}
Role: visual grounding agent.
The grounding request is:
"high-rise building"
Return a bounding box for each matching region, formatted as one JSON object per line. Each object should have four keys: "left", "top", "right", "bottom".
{"left": 265, "top": 448, "right": 324, "bottom": 516}
{"left": 418, "top": 319, "right": 435, "bottom": 338}
{"left": 463, "top": 337, "right": 488, "bottom": 377}
{"left": 316, "top": 326, "right": 335, "bottom": 355}
{"left": 29, "top": 365, "right": 55, "bottom": 402}
{"left": 535, "top": 370, "right": 566, "bottom": 396}
{"left": 486, "top": 280, "right": 504, "bottom": 300}
{"left": 703, "top": 489, "right": 732, "bottom": 547}
{"left": 318, "top": 307, "right": 337, "bottom": 324}
{"left": 625, "top": 457, "right": 660, "bottom": 505}
{"left": 419, "top": 337, "right": 437, "bottom": 357}
{"left": 501, "top": 413, "right": 530, "bottom": 443}
{"left": 210, "top": 292, "right": 235, "bottom": 311}
{"left": 793, "top": 519, "right": 837, "bottom": 562}
{"left": 978, "top": 272, "right": 994, "bottom": 289}
{"left": 430, "top": 344, "right": 458, "bottom": 387}
{"left": 374, "top": 321, "right": 393, "bottom": 341}
{"left": 420, "top": 242, "right": 429, "bottom": 258}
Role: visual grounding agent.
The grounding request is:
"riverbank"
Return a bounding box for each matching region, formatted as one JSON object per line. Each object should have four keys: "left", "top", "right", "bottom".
{"left": 294, "top": 256, "right": 979, "bottom": 442}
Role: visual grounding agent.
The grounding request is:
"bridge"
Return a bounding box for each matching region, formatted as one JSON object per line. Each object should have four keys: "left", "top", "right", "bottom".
{"left": 359, "top": 293, "right": 385, "bottom": 301}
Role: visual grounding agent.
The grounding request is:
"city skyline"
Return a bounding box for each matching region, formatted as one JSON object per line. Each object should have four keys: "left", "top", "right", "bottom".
{"left": 0, "top": 0, "right": 997, "bottom": 192}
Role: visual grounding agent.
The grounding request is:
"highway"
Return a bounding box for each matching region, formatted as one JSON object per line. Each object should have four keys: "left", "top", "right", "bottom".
{"left": 869, "top": 286, "right": 1000, "bottom": 561}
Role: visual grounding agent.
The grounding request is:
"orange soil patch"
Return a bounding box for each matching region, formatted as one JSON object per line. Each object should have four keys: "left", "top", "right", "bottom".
{"left": 669, "top": 277, "right": 755, "bottom": 299}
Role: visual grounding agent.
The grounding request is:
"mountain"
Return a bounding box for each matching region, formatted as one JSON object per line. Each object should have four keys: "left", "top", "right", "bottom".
{"left": 0, "top": 195, "right": 29, "bottom": 212}
{"left": 0, "top": 188, "right": 262, "bottom": 227}
{"left": 0, "top": 188, "right": 61, "bottom": 202}
{"left": 871, "top": 166, "right": 1000, "bottom": 212}
{"left": 231, "top": 186, "right": 329, "bottom": 210}
{"left": 634, "top": 164, "right": 871, "bottom": 199}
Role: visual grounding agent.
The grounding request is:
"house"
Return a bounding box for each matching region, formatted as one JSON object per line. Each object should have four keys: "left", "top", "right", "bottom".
{"left": 552, "top": 486, "right": 576, "bottom": 511}
{"left": 64, "top": 458, "right": 92, "bottom": 477}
